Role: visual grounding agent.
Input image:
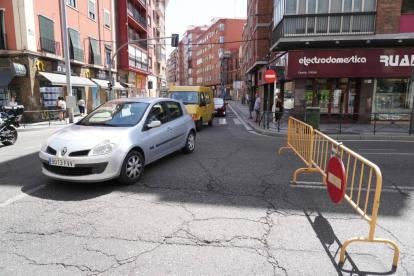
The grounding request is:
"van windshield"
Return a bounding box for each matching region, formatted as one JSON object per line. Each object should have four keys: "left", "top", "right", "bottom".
{"left": 169, "top": 91, "right": 199, "bottom": 105}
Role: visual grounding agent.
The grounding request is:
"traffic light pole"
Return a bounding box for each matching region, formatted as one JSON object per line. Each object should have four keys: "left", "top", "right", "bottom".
{"left": 107, "top": 35, "right": 179, "bottom": 99}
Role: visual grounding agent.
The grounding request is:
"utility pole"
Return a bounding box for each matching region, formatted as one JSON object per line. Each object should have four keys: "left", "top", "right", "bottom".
{"left": 60, "top": 0, "right": 74, "bottom": 123}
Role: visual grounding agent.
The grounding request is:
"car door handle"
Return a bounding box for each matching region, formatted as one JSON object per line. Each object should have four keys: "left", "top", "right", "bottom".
{"left": 167, "top": 127, "right": 172, "bottom": 131}
{"left": 184, "top": 121, "right": 188, "bottom": 124}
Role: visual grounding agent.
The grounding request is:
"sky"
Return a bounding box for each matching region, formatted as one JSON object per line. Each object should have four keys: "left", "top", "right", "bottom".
{"left": 165, "top": 0, "right": 247, "bottom": 56}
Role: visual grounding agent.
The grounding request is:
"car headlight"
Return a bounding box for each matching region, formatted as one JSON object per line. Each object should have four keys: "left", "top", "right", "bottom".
{"left": 89, "top": 136, "right": 121, "bottom": 156}
{"left": 41, "top": 135, "right": 53, "bottom": 152}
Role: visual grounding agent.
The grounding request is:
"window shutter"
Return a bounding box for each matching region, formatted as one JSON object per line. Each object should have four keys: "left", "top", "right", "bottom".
{"left": 39, "top": 15, "right": 55, "bottom": 54}
{"left": 286, "top": 0, "right": 297, "bottom": 14}
{"left": 88, "top": 1, "right": 95, "bottom": 19}
{"left": 89, "top": 37, "right": 101, "bottom": 65}
{"left": 104, "top": 12, "right": 110, "bottom": 28}
{"left": 69, "top": 29, "right": 84, "bottom": 61}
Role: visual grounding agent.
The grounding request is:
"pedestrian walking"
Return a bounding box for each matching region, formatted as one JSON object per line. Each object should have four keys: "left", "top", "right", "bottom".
{"left": 57, "top": 97, "right": 66, "bottom": 121}
{"left": 254, "top": 93, "right": 261, "bottom": 122}
{"left": 7, "top": 97, "right": 18, "bottom": 106}
{"left": 241, "top": 94, "right": 245, "bottom": 105}
{"left": 78, "top": 98, "right": 86, "bottom": 116}
{"left": 274, "top": 94, "right": 283, "bottom": 125}
{"left": 245, "top": 93, "right": 250, "bottom": 105}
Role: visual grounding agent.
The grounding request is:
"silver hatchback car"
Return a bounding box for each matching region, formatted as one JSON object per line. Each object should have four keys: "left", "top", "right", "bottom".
{"left": 39, "top": 98, "right": 196, "bottom": 185}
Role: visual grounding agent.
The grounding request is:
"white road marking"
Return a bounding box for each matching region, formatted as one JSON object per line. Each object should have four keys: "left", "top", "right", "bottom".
{"left": 219, "top": 118, "right": 227, "bottom": 125}
{"left": 23, "top": 145, "right": 42, "bottom": 150}
{"left": 0, "top": 185, "right": 46, "bottom": 208}
{"left": 233, "top": 118, "right": 242, "bottom": 125}
{"left": 228, "top": 105, "right": 252, "bottom": 131}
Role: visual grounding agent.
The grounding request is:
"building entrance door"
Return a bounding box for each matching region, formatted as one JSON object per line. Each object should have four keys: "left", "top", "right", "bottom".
{"left": 313, "top": 81, "right": 350, "bottom": 123}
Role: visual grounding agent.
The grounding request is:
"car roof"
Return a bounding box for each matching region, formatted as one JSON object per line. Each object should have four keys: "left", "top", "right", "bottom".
{"left": 169, "top": 86, "right": 211, "bottom": 91}
{"left": 109, "top": 97, "right": 179, "bottom": 104}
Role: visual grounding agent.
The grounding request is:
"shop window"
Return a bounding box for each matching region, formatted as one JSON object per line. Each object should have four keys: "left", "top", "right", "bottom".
{"left": 373, "top": 78, "right": 413, "bottom": 116}
{"left": 88, "top": 0, "right": 96, "bottom": 20}
{"left": 402, "top": 0, "right": 414, "bottom": 14}
{"left": 68, "top": 28, "right": 84, "bottom": 61}
{"left": 89, "top": 37, "right": 102, "bottom": 65}
{"left": 39, "top": 15, "right": 55, "bottom": 54}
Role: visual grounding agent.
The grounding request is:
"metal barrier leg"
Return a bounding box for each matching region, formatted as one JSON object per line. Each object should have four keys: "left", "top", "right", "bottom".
{"left": 339, "top": 237, "right": 399, "bottom": 267}
{"left": 293, "top": 168, "right": 320, "bottom": 183}
{"left": 278, "top": 146, "right": 292, "bottom": 155}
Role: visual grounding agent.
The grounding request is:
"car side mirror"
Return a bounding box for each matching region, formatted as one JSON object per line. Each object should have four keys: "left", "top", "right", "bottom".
{"left": 200, "top": 100, "right": 206, "bottom": 107}
{"left": 147, "top": 120, "right": 161, "bottom": 128}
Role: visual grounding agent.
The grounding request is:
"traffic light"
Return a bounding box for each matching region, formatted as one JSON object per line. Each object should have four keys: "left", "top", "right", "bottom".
{"left": 108, "top": 82, "right": 113, "bottom": 91}
{"left": 171, "top": 34, "right": 179, "bottom": 47}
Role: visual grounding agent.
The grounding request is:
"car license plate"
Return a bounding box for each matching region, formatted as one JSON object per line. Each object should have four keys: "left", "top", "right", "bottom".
{"left": 49, "top": 158, "right": 75, "bottom": 168}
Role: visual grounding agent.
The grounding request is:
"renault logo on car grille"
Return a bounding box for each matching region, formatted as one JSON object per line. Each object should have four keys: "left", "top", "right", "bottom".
{"left": 61, "top": 147, "right": 67, "bottom": 156}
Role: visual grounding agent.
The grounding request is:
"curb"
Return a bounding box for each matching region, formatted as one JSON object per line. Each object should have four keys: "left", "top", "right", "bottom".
{"left": 229, "top": 102, "right": 414, "bottom": 142}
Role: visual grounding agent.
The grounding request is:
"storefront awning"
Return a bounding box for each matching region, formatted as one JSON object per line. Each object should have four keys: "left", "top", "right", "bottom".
{"left": 39, "top": 72, "right": 97, "bottom": 87}
{"left": 113, "top": 82, "right": 127, "bottom": 91}
{"left": 0, "top": 72, "right": 14, "bottom": 86}
{"left": 91, "top": 78, "right": 110, "bottom": 88}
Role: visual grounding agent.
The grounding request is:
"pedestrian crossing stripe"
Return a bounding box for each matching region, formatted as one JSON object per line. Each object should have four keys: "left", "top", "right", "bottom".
{"left": 233, "top": 118, "right": 241, "bottom": 125}
{"left": 219, "top": 118, "right": 227, "bottom": 124}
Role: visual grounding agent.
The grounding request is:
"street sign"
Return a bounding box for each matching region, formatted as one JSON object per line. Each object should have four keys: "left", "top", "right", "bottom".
{"left": 326, "top": 156, "right": 347, "bottom": 204}
{"left": 264, "top": 69, "right": 277, "bottom": 83}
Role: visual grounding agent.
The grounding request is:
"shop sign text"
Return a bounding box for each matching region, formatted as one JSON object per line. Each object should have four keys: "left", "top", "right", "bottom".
{"left": 299, "top": 56, "right": 367, "bottom": 66}
{"left": 380, "top": 55, "right": 414, "bottom": 67}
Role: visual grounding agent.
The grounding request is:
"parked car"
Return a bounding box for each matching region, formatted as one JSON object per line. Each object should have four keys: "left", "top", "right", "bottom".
{"left": 39, "top": 98, "right": 196, "bottom": 185}
{"left": 214, "top": 98, "right": 228, "bottom": 116}
{"left": 168, "top": 86, "right": 215, "bottom": 132}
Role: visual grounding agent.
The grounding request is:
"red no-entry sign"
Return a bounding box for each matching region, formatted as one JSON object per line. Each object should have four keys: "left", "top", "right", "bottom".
{"left": 264, "top": 69, "right": 277, "bottom": 83}
{"left": 326, "top": 156, "right": 347, "bottom": 204}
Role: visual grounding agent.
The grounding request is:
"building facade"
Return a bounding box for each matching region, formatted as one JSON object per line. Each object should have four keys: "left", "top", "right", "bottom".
{"left": 167, "top": 48, "right": 178, "bottom": 87}
{"left": 0, "top": 0, "right": 122, "bottom": 115}
{"left": 243, "top": 0, "right": 414, "bottom": 123}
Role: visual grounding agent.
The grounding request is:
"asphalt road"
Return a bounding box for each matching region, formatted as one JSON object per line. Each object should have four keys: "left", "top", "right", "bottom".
{"left": 0, "top": 109, "right": 413, "bottom": 276}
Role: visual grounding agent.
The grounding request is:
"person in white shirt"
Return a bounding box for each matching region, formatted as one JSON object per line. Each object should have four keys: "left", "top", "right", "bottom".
{"left": 78, "top": 98, "right": 86, "bottom": 116}
{"left": 7, "top": 97, "right": 18, "bottom": 106}
{"left": 254, "top": 93, "right": 261, "bottom": 122}
{"left": 57, "top": 97, "right": 66, "bottom": 121}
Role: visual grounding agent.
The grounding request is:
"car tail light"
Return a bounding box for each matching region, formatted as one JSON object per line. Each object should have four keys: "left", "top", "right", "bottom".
{"left": 191, "top": 114, "right": 197, "bottom": 120}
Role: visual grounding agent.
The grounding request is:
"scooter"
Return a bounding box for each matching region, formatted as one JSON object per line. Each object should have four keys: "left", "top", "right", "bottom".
{"left": 0, "top": 105, "right": 24, "bottom": 146}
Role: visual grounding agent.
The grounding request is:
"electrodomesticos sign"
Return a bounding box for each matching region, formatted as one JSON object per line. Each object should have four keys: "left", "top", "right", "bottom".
{"left": 288, "top": 49, "right": 414, "bottom": 78}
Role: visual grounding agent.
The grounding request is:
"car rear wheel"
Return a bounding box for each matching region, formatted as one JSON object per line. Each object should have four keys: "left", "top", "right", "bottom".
{"left": 208, "top": 114, "right": 214, "bottom": 126}
{"left": 196, "top": 118, "right": 202, "bottom": 132}
{"left": 118, "top": 150, "right": 144, "bottom": 185}
{"left": 182, "top": 131, "right": 196, "bottom": 154}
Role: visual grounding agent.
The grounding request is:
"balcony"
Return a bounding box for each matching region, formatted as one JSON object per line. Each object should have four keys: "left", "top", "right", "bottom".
{"left": 155, "top": 2, "right": 165, "bottom": 18}
{"left": 272, "top": 12, "right": 376, "bottom": 49}
{"left": 156, "top": 19, "right": 165, "bottom": 34}
{"left": 127, "top": 3, "right": 147, "bottom": 29}
{"left": 40, "top": 37, "right": 61, "bottom": 55}
{"left": 128, "top": 29, "right": 148, "bottom": 50}
{"left": 0, "top": 33, "right": 7, "bottom": 50}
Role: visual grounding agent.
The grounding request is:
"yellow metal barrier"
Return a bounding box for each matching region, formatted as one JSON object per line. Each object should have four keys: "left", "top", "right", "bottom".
{"left": 279, "top": 119, "right": 399, "bottom": 267}
{"left": 279, "top": 117, "right": 320, "bottom": 181}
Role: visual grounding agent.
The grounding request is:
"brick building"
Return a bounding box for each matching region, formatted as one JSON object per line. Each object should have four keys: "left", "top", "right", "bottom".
{"left": 116, "top": 0, "right": 168, "bottom": 98}
{"left": 167, "top": 48, "right": 178, "bottom": 87}
{"left": 242, "top": 0, "right": 414, "bottom": 123}
{"left": 0, "top": 0, "right": 120, "bottom": 115}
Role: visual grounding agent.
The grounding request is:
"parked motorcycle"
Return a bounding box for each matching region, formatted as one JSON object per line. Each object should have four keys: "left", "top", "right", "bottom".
{"left": 0, "top": 105, "right": 24, "bottom": 146}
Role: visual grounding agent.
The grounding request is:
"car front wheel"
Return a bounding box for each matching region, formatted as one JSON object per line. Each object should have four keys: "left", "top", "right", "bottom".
{"left": 182, "top": 131, "right": 196, "bottom": 154}
{"left": 118, "top": 150, "right": 144, "bottom": 185}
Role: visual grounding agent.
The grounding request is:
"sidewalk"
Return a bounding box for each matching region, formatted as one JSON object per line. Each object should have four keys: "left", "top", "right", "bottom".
{"left": 228, "top": 100, "right": 414, "bottom": 141}
{"left": 18, "top": 118, "right": 73, "bottom": 132}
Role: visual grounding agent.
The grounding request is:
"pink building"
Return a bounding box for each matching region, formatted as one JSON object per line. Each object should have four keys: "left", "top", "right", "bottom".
{"left": 0, "top": 0, "right": 123, "bottom": 115}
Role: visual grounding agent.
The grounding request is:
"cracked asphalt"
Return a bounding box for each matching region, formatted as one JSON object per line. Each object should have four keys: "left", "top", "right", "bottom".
{"left": 0, "top": 109, "right": 413, "bottom": 275}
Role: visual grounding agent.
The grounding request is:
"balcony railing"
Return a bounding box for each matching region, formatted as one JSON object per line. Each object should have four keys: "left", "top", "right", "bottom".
{"left": 156, "top": 19, "right": 165, "bottom": 33}
{"left": 40, "top": 37, "right": 61, "bottom": 55}
{"left": 137, "top": 0, "right": 146, "bottom": 8}
{"left": 273, "top": 12, "right": 376, "bottom": 43}
{"left": 70, "top": 47, "right": 84, "bottom": 62}
{"left": 0, "top": 33, "right": 7, "bottom": 50}
{"left": 129, "top": 32, "right": 148, "bottom": 50}
{"left": 155, "top": 2, "right": 165, "bottom": 17}
{"left": 127, "top": 3, "right": 147, "bottom": 28}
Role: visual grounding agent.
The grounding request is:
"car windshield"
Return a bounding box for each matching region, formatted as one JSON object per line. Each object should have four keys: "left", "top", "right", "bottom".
{"left": 169, "top": 91, "right": 199, "bottom": 105}
{"left": 77, "top": 102, "right": 149, "bottom": 127}
{"left": 214, "top": 98, "right": 224, "bottom": 105}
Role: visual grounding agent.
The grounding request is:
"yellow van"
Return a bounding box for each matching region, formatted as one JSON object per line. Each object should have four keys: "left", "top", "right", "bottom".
{"left": 168, "top": 86, "right": 215, "bottom": 132}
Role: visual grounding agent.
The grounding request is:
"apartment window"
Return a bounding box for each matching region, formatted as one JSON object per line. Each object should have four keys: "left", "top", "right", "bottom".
{"left": 89, "top": 37, "right": 102, "bottom": 65}
{"left": 148, "top": 16, "right": 151, "bottom": 27}
{"left": 105, "top": 44, "right": 112, "bottom": 67}
{"left": 104, "top": 10, "right": 111, "bottom": 29}
{"left": 39, "top": 15, "right": 55, "bottom": 54}
{"left": 67, "top": 0, "right": 77, "bottom": 8}
{"left": 149, "top": 57, "right": 152, "bottom": 71}
{"left": 68, "top": 28, "right": 84, "bottom": 61}
{"left": 88, "top": 0, "right": 96, "bottom": 20}
{"left": 0, "top": 10, "right": 6, "bottom": 50}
